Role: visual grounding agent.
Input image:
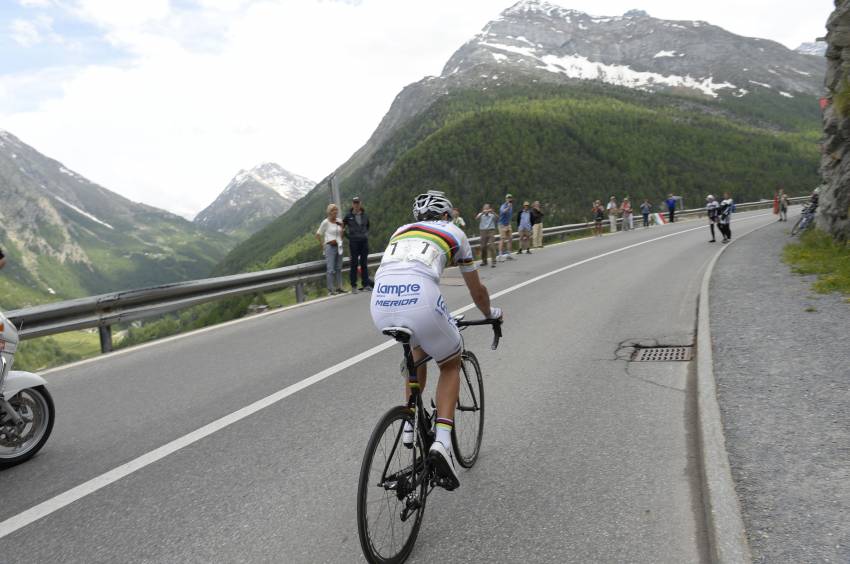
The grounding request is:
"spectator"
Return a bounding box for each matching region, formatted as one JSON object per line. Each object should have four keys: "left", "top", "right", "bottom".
{"left": 592, "top": 200, "right": 605, "bottom": 236}
{"left": 451, "top": 207, "right": 466, "bottom": 231}
{"left": 316, "top": 203, "right": 344, "bottom": 294}
{"left": 706, "top": 194, "right": 719, "bottom": 243}
{"left": 718, "top": 192, "right": 734, "bottom": 243}
{"left": 665, "top": 194, "right": 677, "bottom": 223}
{"left": 498, "top": 194, "right": 515, "bottom": 261}
{"left": 343, "top": 196, "right": 372, "bottom": 293}
{"left": 516, "top": 201, "right": 533, "bottom": 254}
{"left": 606, "top": 196, "right": 618, "bottom": 233}
{"left": 640, "top": 199, "right": 652, "bottom": 228}
{"left": 0, "top": 247, "right": 5, "bottom": 270}
{"left": 476, "top": 203, "right": 498, "bottom": 268}
{"left": 531, "top": 201, "right": 544, "bottom": 248}
{"left": 779, "top": 190, "right": 789, "bottom": 222}
{"left": 621, "top": 197, "right": 633, "bottom": 231}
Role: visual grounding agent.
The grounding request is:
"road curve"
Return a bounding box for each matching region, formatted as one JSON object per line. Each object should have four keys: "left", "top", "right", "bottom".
{"left": 0, "top": 211, "right": 776, "bottom": 563}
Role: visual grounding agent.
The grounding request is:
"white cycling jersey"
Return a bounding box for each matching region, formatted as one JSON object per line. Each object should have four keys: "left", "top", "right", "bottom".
{"left": 375, "top": 220, "right": 477, "bottom": 283}
{"left": 371, "top": 220, "right": 477, "bottom": 365}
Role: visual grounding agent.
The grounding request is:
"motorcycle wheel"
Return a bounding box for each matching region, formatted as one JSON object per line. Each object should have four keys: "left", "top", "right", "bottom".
{"left": 0, "top": 386, "right": 55, "bottom": 470}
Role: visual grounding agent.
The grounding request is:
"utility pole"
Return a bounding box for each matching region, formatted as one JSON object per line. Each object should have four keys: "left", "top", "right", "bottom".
{"left": 330, "top": 173, "right": 341, "bottom": 212}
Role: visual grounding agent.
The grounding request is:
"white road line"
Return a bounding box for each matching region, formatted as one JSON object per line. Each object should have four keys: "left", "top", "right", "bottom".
{"left": 0, "top": 212, "right": 770, "bottom": 539}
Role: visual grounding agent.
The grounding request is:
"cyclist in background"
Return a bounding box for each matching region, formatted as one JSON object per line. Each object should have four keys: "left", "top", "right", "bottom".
{"left": 370, "top": 191, "right": 502, "bottom": 490}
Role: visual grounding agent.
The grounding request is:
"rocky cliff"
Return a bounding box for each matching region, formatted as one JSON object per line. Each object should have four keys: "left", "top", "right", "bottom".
{"left": 821, "top": 1, "right": 850, "bottom": 241}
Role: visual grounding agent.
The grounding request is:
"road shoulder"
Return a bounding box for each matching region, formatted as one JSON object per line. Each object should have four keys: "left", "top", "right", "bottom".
{"left": 709, "top": 221, "right": 850, "bottom": 563}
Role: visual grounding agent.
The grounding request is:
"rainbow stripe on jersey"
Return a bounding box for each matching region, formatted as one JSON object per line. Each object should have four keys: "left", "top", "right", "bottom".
{"left": 390, "top": 223, "right": 462, "bottom": 263}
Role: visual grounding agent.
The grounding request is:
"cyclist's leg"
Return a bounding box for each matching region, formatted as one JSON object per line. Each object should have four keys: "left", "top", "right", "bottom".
{"left": 435, "top": 355, "right": 461, "bottom": 429}
{"left": 408, "top": 346, "right": 428, "bottom": 399}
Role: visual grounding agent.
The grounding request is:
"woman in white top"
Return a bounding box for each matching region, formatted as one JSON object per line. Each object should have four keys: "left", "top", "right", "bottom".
{"left": 316, "top": 203, "right": 345, "bottom": 294}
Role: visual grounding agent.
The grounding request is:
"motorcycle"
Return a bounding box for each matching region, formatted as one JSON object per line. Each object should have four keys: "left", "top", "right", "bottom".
{"left": 0, "top": 309, "right": 55, "bottom": 469}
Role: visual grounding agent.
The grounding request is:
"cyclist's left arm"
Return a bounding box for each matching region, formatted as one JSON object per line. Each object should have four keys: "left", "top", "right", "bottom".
{"left": 454, "top": 230, "right": 497, "bottom": 319}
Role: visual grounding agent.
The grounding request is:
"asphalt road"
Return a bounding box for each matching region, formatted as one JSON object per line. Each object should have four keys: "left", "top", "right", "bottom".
{"left": 0, "top": 210, "right": 777, "bottom": 563}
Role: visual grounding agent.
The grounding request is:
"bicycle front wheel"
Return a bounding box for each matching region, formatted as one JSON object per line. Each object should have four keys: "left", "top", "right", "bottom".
{"left": 791, "top": 216, "right": 804, "bottom": 236}
{"left": 357, "top": 406, "right": 427, "bottom": 564}
{"left": 453, "top": 351, "right": 484, "bottom": 468}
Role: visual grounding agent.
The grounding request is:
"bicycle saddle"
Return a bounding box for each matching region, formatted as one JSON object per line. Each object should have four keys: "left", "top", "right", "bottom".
{"left": 382, "top": 326, "right": 413, "bottom": 343}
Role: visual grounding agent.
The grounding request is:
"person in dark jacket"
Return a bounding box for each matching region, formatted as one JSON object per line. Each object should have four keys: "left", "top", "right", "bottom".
{"left": 665, "top": 194, "right": 677, "bottom": 223}
{"left": 0, "top": 247, "right": 5, "bottom": 270}
{"left": 343, "top": 196, "right": 372, "bottom": 292}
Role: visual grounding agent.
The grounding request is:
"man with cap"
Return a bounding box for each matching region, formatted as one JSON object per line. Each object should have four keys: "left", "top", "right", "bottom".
{"left": 343, "top": 196, "right": 372, "bottom": 292}
{"left": 498, "top": 193, "right": 515, "bottom": 261}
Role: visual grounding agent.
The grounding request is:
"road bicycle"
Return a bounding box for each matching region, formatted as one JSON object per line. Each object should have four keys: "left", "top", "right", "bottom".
{"left": 356, "top": 316, "right": 502, "bottom": 564}
{"left": 791, "top": 203, "right": 817, "bottom": 236}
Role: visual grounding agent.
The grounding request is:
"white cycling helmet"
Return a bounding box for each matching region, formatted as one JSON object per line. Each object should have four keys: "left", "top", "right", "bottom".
{"left": 413, "top": 190, "right": 453, "bottom": 221}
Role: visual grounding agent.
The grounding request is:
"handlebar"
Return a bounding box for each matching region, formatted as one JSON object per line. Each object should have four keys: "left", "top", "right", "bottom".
{"left": 455, "top": 317, "right": 503, "bottom": 350}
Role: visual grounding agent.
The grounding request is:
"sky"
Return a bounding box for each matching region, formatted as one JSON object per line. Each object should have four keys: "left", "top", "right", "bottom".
{"left": 0, "top": 0, "right": 834, "bottom": 219}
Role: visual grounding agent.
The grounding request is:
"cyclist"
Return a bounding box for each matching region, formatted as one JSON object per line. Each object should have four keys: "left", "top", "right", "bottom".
{"left": 370, "top": 191, "right": 502, "bottom": 490}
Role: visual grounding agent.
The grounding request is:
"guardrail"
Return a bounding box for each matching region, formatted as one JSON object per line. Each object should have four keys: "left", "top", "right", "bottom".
{"left": 7, "top": 197, "right": 804, "bottom": 353}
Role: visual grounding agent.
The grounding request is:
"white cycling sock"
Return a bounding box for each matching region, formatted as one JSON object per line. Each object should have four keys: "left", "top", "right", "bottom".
{"left": 435, "top": 418, "right": 453, "bottom": 450}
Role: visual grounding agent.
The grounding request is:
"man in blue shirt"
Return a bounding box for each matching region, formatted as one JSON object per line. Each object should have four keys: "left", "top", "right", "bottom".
{"left": 665, "top": 194, "right": 677, "bottom": 223}
{"left": 498, "top": 193, "right": 515, "bottom": 261}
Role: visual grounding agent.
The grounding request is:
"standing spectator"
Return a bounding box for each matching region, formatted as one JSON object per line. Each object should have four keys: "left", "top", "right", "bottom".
{"left": 476, "top": 203, "right": 498, "bottom": 268}
{"left": 451, "top": 207, "right": 466, "bottom": 231}
{"left": 665, "top": 194, "right": 677, "bottom": 223}
{"left": 498, "top": 194, "right": 515, "bottom": 261}
{"left": 606, "top": 196, "right": 619, "bottom": 233}
{"left": 718, "top": 192, "right": 734, "bottom": 243}
{"left": 343, "top": 196, "right": 372, "bottom": 292}
{"left": 706, "top": 194, "right": 719, "bottom": 243}
{"left": 530, "top": 201, "right": 544, "bottom": 248}
{"left": 621, "top": 197, "right": 633, "bottom": 231}
{"left": 592, "top": 200, "right": 605, "bottom": 236}
{"left": 779, "top": 190, "right": 789, "bottom": 222}
{"left": 316, "top": 203, "right": 344, "bottom": 294}
{"left": 516, "top": 201, "right": 533, "bottom": 254}
{"left": 640, "top": 199, "right": 652, "bottom": 228}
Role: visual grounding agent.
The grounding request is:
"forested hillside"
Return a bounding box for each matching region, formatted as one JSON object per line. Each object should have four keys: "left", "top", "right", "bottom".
{"left": 217, "top": 83, "right": 821, "bottom": 274}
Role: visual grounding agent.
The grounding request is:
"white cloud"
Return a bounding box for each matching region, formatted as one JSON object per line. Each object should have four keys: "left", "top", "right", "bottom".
{"left": 0, "top": 0, "right": 835, "bottom": 219}
{"left": 72, "top": 0, "right": 171, "bottom": 29}
{"left": 10, "top": 19, "right": 43, "bottom": 46}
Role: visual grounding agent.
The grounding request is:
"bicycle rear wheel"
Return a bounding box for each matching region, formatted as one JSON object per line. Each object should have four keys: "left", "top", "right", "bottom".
{"left": 453, "top": 351, "right": 484, "bottom": 468}
{"left": 357, "top": 406, "right": 427, "bottom": 564}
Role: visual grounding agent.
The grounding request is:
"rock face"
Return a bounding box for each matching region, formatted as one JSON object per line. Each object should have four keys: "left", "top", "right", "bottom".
{"left": 194, "top": 163, "right": 314, "bottom": 237}
{"left": 444, "top": 0, "right": 823, "bottom": 99}
{"left": 820, "top": 1, "right": 850, "bottom": 241}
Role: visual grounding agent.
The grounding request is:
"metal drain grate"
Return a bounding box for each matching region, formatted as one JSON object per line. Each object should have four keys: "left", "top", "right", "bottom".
{"left": 632, "top": 346, "right": 693, "bottom": 362}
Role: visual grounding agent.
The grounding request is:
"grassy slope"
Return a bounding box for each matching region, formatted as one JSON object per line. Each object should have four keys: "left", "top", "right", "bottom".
{"left": 218, "top": 82, "right": 821, "bottom": 274}
{"left": 784, "top": 230, "right": 850, "bottom": 300}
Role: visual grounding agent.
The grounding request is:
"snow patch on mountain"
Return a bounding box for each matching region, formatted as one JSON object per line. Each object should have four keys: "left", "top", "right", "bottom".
{"left": 796, "top": 41, "right": 827, "bottom": 57}
{"left": 537, "top": 53, "right": 736, "bottom": 98}
{"left": 52, "top": 195, "right": 114, "bottom": 229}
{"left": 231, "top": 162, "right": 314, "bottom": 202}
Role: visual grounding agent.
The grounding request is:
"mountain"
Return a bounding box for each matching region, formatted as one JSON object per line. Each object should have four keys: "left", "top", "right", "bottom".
{"left": 0, "top": 129, "right": 235, "bottom": 309}
{"left": 796, "top": 41, "right": 827, "bottom": 57}
{"left": 215, "top": 0, "right": 824, "bottom": 275}
{"left": 194, "top": 163, "right": 314, "bottom": 238}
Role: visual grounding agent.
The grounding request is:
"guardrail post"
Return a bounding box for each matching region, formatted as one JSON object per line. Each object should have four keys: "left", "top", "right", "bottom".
{"left": 99, "top": 325, "right": 113, "bottom": 353}
{"left": 295, "top": 282, "right": 306, "bottom": 304}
